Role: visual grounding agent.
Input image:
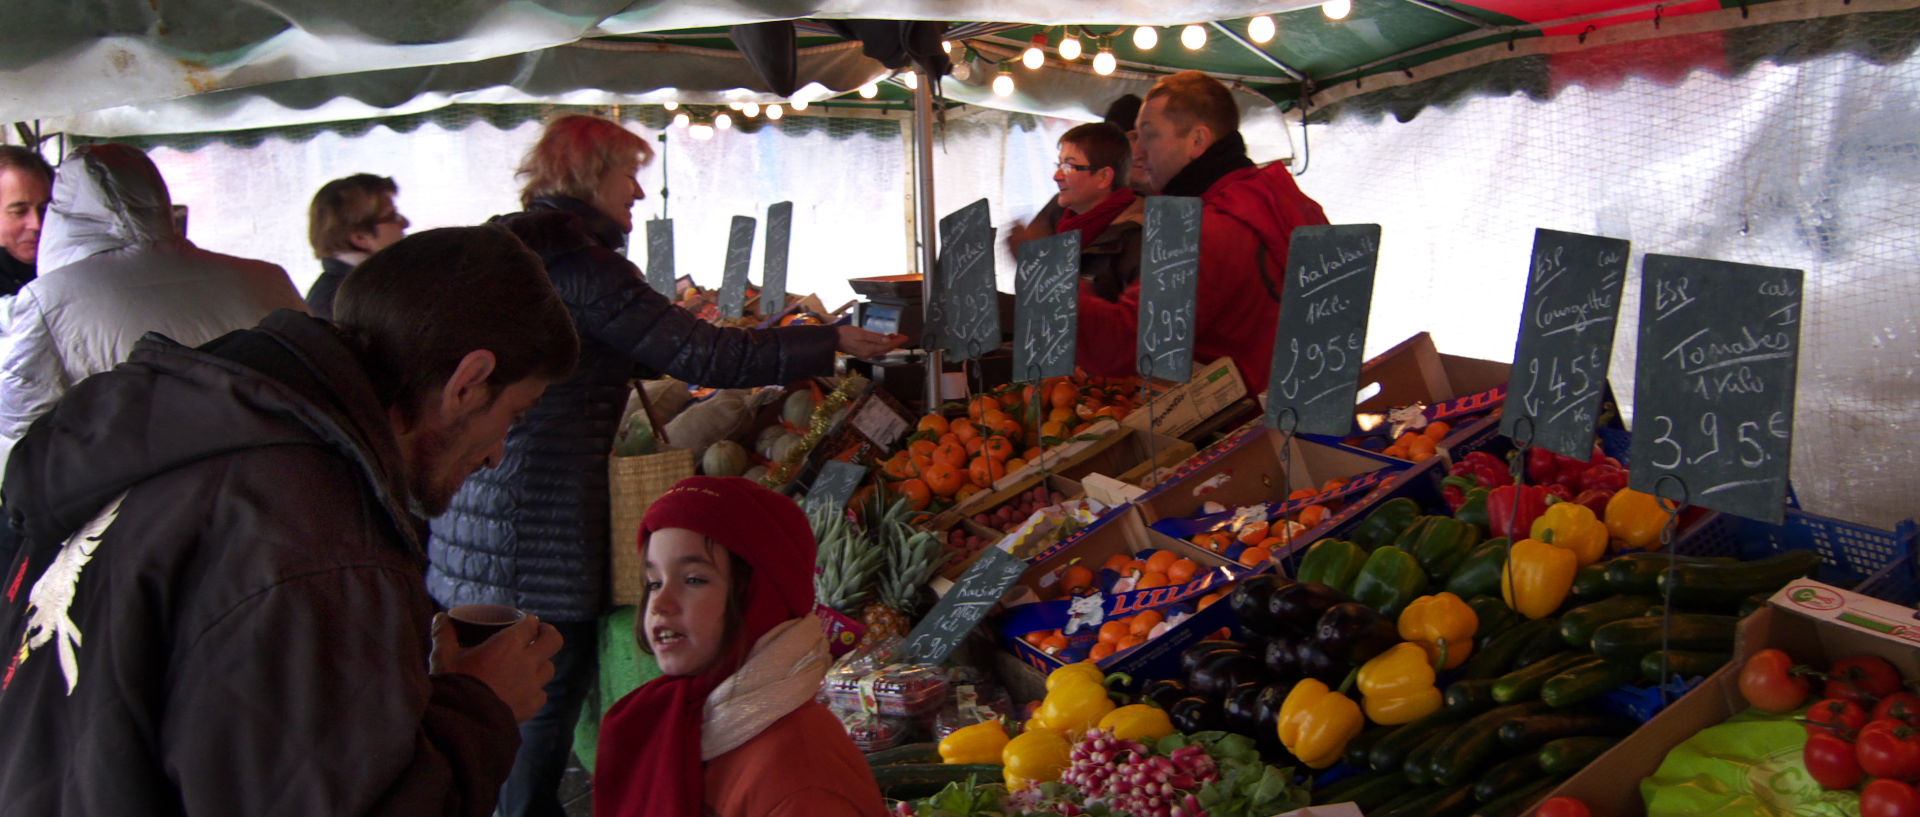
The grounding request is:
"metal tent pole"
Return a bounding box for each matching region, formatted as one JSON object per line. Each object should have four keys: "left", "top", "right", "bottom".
{"left": 912, "top": 71, "right": 942, "bottom": 408}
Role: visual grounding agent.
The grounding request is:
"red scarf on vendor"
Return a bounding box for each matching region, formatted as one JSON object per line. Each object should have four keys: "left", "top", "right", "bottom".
{"left": 592, "top": 477, "right": 821, "bottom": 817}
{"left": 1055, "top": 188, "right": 1136, "bottom": 247}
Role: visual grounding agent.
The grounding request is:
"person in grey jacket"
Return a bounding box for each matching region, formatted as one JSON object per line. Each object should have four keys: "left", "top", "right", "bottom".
{"left": 426, "top": 114, "right": 902, "bottom": 817}
{"left": 0, "top": 144, "right": 306, "bottom": 479}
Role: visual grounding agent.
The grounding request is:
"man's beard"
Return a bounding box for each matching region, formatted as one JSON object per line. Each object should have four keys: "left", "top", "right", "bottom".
{"left": 405, "top": 410, "right": 473, "bottom": 519}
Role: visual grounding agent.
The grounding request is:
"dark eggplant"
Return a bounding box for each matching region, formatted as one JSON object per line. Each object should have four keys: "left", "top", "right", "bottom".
{"left": 1294, "top": 638, "right": 1350, "bottom": 684}
{"left": 1190, "top": 647, "right": 1267, "bottom": 696}
{"left": 1229, "top": 574, "right": 1291, "bottom": 636}
{"left": 1179, "top": 639, "right": 1245, "bottom": 677}
{"left": 1315, "top": 602, "right": 1400, "bottom": 664}
{"left": 1141, "top": 678, "right": 1188, "bottom": 710}
{"left": 1253, "top": 682, "right": 1290, "bottom": 731}
{"left": 1268, "top": 581, "right": 1352, "bottom": 634}
{"left": 1224, "top": 681, "right": 1268, "bottom": 733}
{"left": 1167, "top": 696, "right": 1224, "bottom": 734}
{"left": 1263, "top": 630, "right": 1302, "bottom": 678}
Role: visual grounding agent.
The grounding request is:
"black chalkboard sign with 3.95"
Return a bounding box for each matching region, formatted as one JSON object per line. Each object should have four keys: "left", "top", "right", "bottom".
{"left": 719, "top": 215, "right": 756, "bottom": 320}
{"left": 1629, "top": 254, "right": 1803, "bottom": 524}
{"left": 645, "top": 219, "right": 675, "bottom": 298}
{"left": 1264, "top": 223, "right": 1381, "bottom": 436}
{"left": 1503, "top": 228, "right": 1630, "bottom": 459}
{"left": 897, "top": 546, "right": 1026, "bottom": 666}
{"left": 1137, "top": 196, "right": 1202, "bottom": 381}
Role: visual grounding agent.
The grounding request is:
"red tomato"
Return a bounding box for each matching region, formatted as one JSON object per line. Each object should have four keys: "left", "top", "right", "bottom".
{"left": 1535, "top": 797, "right": 1592, "bottom": 817}
{"left": 1804, "top": 732, "right": 1866, "bottom": 790}
{"left": 1739, "top": 648, "right": 1811, "bottom": 713}
{"left": 1858, "top": 720, "right": 1920, "bottom": 782}
{"left": 1828, "top": 655, "right": 1905, "bottom": 704}
{"left": 1877, "top": 692, "right": 1920, "bottom": 727}
{"left": 1806, "top": 697, "right": 1870, "bottom": 739}
{"left": 1863, "top": 779, "right": 1920, "bottom": 817}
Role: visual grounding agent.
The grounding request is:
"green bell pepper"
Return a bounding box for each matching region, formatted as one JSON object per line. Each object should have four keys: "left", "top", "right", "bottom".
{"left": 1443, "top": 539, "right": 1510, "bottom": 599}
{"left": 1297, "top": 539, "right": 1368, "bottom": 594}
{"left": 1394, "top": 516, "right": 1484, "bottom": 584}
{"left": 1352, "top": 545, "right": 1429, "bottom": 618}
{"left": 1347, "top": 497, "right": 1422, "bottom": 551}
{"left": 1454, "top": 487, "right": 1491, "bottom": 533}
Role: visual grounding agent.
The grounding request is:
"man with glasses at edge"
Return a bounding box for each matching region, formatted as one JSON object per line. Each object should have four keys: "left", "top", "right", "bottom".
{"left": 307, "top": 173, "right": 409, "bottom": 319}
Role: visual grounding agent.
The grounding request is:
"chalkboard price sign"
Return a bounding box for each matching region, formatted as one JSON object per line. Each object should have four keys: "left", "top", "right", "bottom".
{"left": 1629, "top": 254, "right": 1803, "bottom": 524}
{"left": 762, "top": 201, "right": 793, "bottom": 316}
{"left": 931, "top": 198, "right": 998, "bottom": 361}
{"left": 1502, "top": 229, "right": 1630, "bottom": 458}
{"left": 804, "top": 460, "right": 867, "bottom": 514}
{"left": 644, "top": 219, "right": 675, "bottom": 298}
{"left": 1138, "top": 196, "right": 1203, "bottom": 381}
{"left": 1264, "top": 223, "right": 1381, "bottom": 435}
{"left": 898, "top": 545, "right": 1027, "bottom": 666}
{"left": 719, "top": 215, "right": 756, "bottom": 320}
{"left": 1012, "top": 230, "right": 1081, "bottom": 382}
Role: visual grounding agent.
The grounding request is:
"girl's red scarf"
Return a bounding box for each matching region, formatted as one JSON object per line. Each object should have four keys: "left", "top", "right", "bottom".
{"left": 1055, "top": 188, "right": 1136, "bottom": 246}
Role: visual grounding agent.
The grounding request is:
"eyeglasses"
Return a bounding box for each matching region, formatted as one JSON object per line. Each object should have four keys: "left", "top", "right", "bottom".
{"left": 1055, "top": 160, "right": 1096, "bottom": 174}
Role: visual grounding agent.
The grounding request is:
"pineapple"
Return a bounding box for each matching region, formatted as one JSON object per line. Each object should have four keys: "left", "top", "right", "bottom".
{"left": 860, "top": 497, "right": 943, "bottom": 643}
{"left": 810, "top": 504, "right": 882, "bottom": 618}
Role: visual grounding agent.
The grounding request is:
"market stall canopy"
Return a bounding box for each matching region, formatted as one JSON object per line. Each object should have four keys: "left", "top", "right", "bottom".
{"left": 9, "top": 1, "right": 1910, "bottom": 136}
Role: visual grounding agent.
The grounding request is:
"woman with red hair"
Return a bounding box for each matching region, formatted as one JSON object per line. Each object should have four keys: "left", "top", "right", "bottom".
{"left": 595, "top": 476, "right": 886, "bottom": 817}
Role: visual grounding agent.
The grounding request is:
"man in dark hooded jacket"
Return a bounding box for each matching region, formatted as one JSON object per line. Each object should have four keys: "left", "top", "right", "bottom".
{"left": 0, "top": 226, "right": 577, "bottom": 816}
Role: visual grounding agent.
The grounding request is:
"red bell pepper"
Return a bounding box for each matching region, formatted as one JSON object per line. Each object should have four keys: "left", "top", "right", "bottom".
{"left": 1526, "top": 447, "right": 1597, "bottom": 487}
{"left": 1578, "top": 463, "right": 1628, "bottom": 495}
{"left": 1571, "top": 488, "right": 1614, "bottom": 518}
{"left": 1488, "top": 484, "right": 1553, "bottom": 540}
{"left": 1443, "top": 452, "right": 1513, "bottom": 508}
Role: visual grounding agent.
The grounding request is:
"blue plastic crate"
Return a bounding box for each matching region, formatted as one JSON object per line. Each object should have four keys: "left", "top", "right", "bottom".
{"left": 1857, "top": 555, "right": 1920, "bottom": 607}
{"left": 1731, "top": 513, "right": 1917, "bottom": 587}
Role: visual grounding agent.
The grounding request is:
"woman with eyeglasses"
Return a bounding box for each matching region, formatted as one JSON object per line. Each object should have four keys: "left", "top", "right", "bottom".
{"left": 304, "top": 173, "right": 408, "bottom": 319}
{"left": 1048, "top": 122, "right": 1144, "bottom": 302}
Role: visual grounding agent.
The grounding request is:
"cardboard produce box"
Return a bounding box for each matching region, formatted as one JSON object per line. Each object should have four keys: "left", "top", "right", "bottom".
{"left": 1297, "top": 332, "right": 1513, "bottom": 463}
{"left": 1123, "top": 356, "right": 1249, "bottom": 441}
{"left": 1545, "top": 579, "right": 1920, "bottom": 816}
{"left": 1132, "top": 422, "right": 1405, "bottom": 529}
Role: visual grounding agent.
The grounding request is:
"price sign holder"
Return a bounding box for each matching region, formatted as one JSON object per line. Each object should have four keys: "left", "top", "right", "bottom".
{"left": 1012, "top": 231, "right": 1080, "bottom": 382}
{"left": 932, "top": 199, "right": 997, "bottom": 362}
{"left": 1502, "top": 228, "right": 1630, "bottom": 461}
{"left": 1134, "top": 197, "right": 1203, "bottom": 488}
{"left": 897, "top": 545, "right": 1028, "bottom": 665}
{"left": 804, "top": 460, "right": 866, "bottom": 515}
{"left": 762, "top": 202, "right": 793, "bottom": 317}
{"left": 1264, "top": 223, "right": 1381, "bottom": 437}
{"left": 645, "top": 219, "right": 675, "bottom": 298}
{"left": 719, "top": 215, "right": 756, "bottom": 320}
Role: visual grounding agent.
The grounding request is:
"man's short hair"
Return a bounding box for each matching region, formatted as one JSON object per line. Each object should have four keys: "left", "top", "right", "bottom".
{"left": 308, "top": 174, "right": 398, "bottom": 259}
{"left": 1103, "top": 95, "right": 1143, "bottom": 131}
{"left": 1144, "top": 71, "right": 1241, "bottom": 142}
{"left": 0, "top": 146, "right": 53, "bottom": 186}
{"left": 1059, "top": 123, "right": 1132, "bottom": 188}
{"left": 334, "top": 226, "right": 579, "bottom": 418}
{"left": 517, "top": 115, "right": 652, "bottom": 209}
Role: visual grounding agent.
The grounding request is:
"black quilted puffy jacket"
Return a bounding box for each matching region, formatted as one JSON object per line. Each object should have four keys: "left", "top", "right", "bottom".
{"left": 426, "top": 196, "right": 838, "bottom": 621}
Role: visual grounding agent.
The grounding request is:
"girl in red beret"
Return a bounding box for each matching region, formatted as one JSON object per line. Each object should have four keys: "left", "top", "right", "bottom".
{"left": 593, "top": 476, "right": 887, "bottom": 817}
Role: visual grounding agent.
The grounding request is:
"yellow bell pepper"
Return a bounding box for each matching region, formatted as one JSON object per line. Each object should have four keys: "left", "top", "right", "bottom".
{"left": 1046, "top": 660, "right": 1106, "bottom": 692}
{"left": 1501, "top": 538, "right": 1579, "bottom": 619}
{"left": 1002, "top": 728, "right": 1071, "bottom": 791}
{"left": 1531, "top": 502, "right": 1609, "bottom": 566}
{"left": 1605, "top": 488, "right": 1674, "bottom": 552}
{"left": 1277, "top": 678, "right": 1365, "bottom": 768}
{"left": 1096, "top": 704, "right": 1177, "bottom": 742}
{"left": 1398, "top": 592, "right": 1479, "bottom": 670}
{"left": 1031, "top": 676, "right": 1115, "bottom": 737}
{"left": 939, "top": 719, "right": 1010, "bottom": 765}
{"left": 1357, "top": 642, "right": 1444, "bottom": 725}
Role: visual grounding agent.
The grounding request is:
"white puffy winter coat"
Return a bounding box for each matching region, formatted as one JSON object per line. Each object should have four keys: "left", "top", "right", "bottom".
{"left": 0, "top": 145, "right": 306, "bottom": 481}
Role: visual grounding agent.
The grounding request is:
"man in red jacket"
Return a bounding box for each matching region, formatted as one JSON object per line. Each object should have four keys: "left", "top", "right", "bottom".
{"left": 1075, "top": 71, "right": 1329, "bottom": 394}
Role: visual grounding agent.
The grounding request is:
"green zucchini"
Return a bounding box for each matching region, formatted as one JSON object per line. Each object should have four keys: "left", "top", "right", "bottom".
{"left": 1738, "top": 591, "right": 1773, "bottom": 618}
{"left": 1570, "top": 563, "right": 1612, "bottom": 601}
{"left": 1513, "top": 622, "right": 1578, "bottom": 668}
{"left": 1537, "top": 736, "right": 1615, "bottom": 775}
{"left": 1403, "top": 728, "right": 1451, "bottom": 785}
{"left": 865, "top": 742, "right": 939, "bottom": 766}
{"left": 1346, "top": 723, "right": 1400, "bottom": 769}
{"left": 1590, "top": 613, "right": 1739, "bottom": 664}
{"left": 1428, "top": 701, "right": 1552, "bottom": 787}
{"left": 1370, "top": 711, "right": 1462, "bottom": 772}
{"left": 1461, "top": 617, "right": 1559, "bottom": 680}
{"left": 1443, "top": 678, "right": 1499, "bottom": 717}
{"left": 1312, "top": 771, "right": 1407, "bottom": 810}
{"left": 873, "top": 763, "right": 1003, "bottom": 799}
{"left": 1467, "top": 593, "right": 1521, "bottom": 646}
{"left": 1471, "top": 777, "right": 1562, "bottom": 817}
{"left": 1602, "top": 552, "right": 1734, "bottom": 596}
{"left": 1542, "top": 655, "right": 1644, "bottom": 708}
{"left": 1491, "top": 651, "right": 1589, "bottom": 703}
{"left": 1472, "top": 752, "right": 1545, "bottom": 802}
{"left": 1559, "top": 594, "right": 1661, "bottom": 648}
{"left": 1372, "top": 781, "right": 1478, "bottom": 817}
{"left": 1371, "top": 787, "right": 1444, "bottom": 817}
{"left": 1498, "top": 711, "right": 1631, "bottom": 749}
{"left": 1640, "top": 649, "right": 1732, "bottom": 683}
{"left": 1656, "top": 550, "right": 1823, "bottom": 606}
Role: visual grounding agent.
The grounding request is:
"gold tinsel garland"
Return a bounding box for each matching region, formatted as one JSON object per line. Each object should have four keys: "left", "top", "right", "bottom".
{"left": 761, "top": 374, "right": 868, "bottom": 488}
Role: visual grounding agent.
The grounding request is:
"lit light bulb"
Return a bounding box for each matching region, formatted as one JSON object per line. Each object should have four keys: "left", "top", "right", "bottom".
{"left": 858, "top": 82, "right": 878, "bottom": 99}
{"left": 715, "top": 113, "right": 733, "bottom": 131}
{"left": 727, "top": 101, "right": 743, "bottom": 111}
{"left": 1249, "top": 15, "right": 1276, "bottom": 43}
{"left": 951, "top": 61, "right": 972, "bottom": 81}
{"left": 742, "top": 102, "right": 761, "bottom": 117}
{"left": 671, "top": 112, "right": 690, "bottom": 129}
{"left": 1022, "top": 45, "right": 1044, "bottom": 70}
{"left": 1132, "top": 25, "right": 1158, "bottom": 50}
{"left": 1092, "top": 48, "right": 1117, "bottom": 76}
{"left": 992, "top": 70, "right": 1014, "bottom": 97}
{"left": 791, "top": 99, "right": 809, "bottom": 111}
{"left": 767, "top": 104, "right": 783, "bottom": 120}
{"left": 690, "top": 123, "right": 715, "bottom": 141}
{"left": 1059, "top": 34, "right": 1081, "bottom": 61}
{"left": 902, "top": 71, "right": 918, "bottom": 90}
{"left": 1323, "top": 0, "right": 1351, "bottom": 20}
{"left": 941, "top": 40, "right": 952, "bottom": 54}
{"left": 1181, "top": 24, "right": 1207, "bottom": 50}
{"left": 663, "top": 100, "right": 679, "bottom": 111}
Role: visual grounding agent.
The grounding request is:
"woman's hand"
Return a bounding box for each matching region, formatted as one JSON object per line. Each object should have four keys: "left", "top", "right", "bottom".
{"left": 834, "top": 325, "right": 906, "bottom": 359}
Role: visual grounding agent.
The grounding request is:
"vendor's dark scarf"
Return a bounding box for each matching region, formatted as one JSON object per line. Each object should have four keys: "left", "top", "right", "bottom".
{"left": 1160, "top": 132, "right": 1255, "bottom": 198}
{"left": 1055, "top": 188, "right": 1136, "bottom": 247}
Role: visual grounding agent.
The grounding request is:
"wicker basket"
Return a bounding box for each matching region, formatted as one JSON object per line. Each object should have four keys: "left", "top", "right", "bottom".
{"left": 607, "top": 447, "right": 697, "bottom": 606}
